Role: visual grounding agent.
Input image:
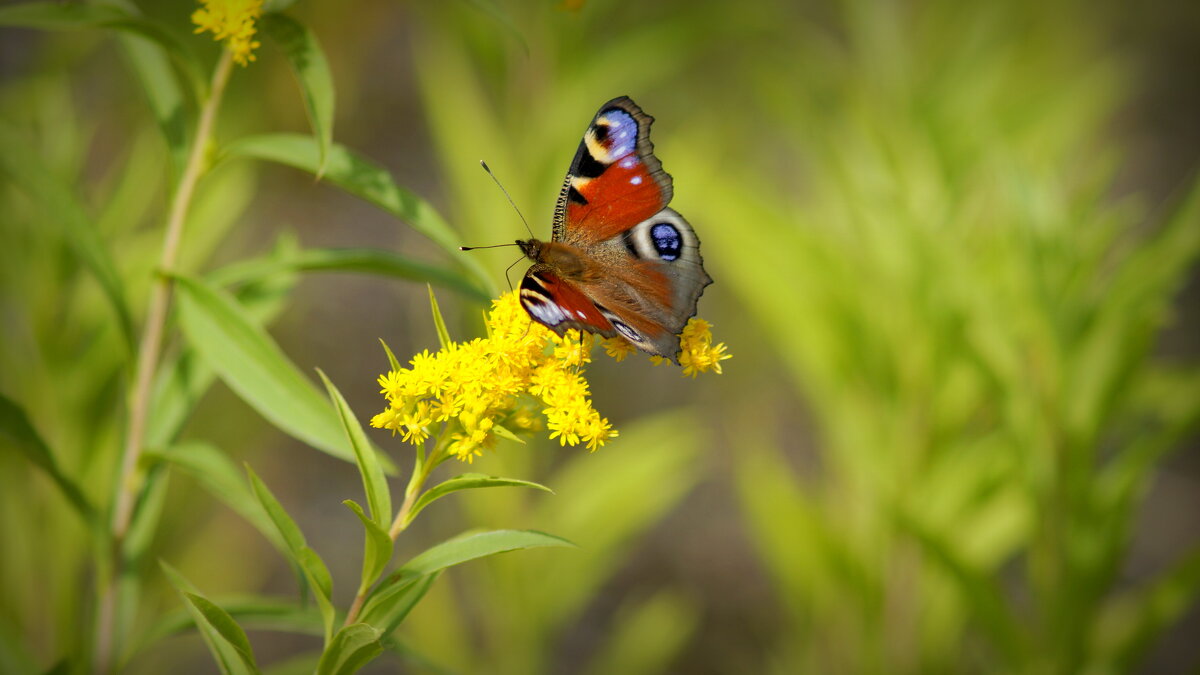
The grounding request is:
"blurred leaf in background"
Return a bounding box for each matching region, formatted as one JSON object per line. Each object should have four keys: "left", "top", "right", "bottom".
{"left": 1, "top": 0, "right": 1198, "bottom": 673}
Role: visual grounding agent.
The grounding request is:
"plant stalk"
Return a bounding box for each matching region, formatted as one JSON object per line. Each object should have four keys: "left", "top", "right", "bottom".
{"left": 93, "top": 49, "right": 235, "bottom": 675}
{"left": 342, "top": 443, "right": 445, "bottom": 627}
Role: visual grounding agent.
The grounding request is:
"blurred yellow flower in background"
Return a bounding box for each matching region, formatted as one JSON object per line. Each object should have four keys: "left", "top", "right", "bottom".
{"left": 192, "top": 0, "right": 264, "bottom": 66}
{"left": 371, "top": 292, "right": 729, "bottom": 461}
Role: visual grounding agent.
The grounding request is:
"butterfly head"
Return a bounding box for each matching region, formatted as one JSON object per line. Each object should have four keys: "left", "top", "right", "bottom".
{"left": 516, "top": 238, "right": 544, "bottom": 261}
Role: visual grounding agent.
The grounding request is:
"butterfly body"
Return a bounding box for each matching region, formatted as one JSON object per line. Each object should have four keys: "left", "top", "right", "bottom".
{"left": 518, "top": 97, "right": 711, "bottom": 362}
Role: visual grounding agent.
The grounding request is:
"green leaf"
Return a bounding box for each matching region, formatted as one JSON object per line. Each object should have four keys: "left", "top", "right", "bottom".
{"left": 219, "top": 133, "right": 494, "bottom": 294}
{"left": 427, "top": 285, "right": 452, "bottom": 349}
{"left": 160, "top": 562, "right": 259, "bottom": 675}
{"left": 173, "top": 273, "right": 393, "bottom": 471}
{"left": 316, "top": 624, "right": 383, "bottom": 675}
{"left": 117, "top": 33, "right": 190, "bottom": 179}
{"left": 379, "top": 339, "right": 401, "bottom": 373}
{"left": 343, "top": 500, "right": 394, "bottom": 595}
{"left": 490, "top": 423, "right": 525, "bottom": 445}
{"left": 149, "top": 242, "right": 302, "bottom": 448}
{"left": 149, "top": 442, "right": 287, "bottom": 554}
{"left": 135, "top": 595, "right": 322, "bottom": 655}
{"left": 359, "top": 573, "right": 438, "bottom": 640}
{"left": 399, "top": 530, "right": 572, "bottom": 579}
{"left": 896, "top": 512, "right": 1025, "bottom": 663}
{"left": 123, "top": 466, "right": 170, "bottom": 561}
{"left": 209, "top": 247, "right": 488, "bottom": 302}
{"left": 0, "top": 393, "right": 98, "bottom": 532}
{"left": 0, "top": 3, "right": 204, "bottom": 99}
{"left": 1101, "top": 545, "right": 1200, "bottom": 671}
{"left": 245, "top": 466, "right": 307, "bottom": 559}
{"left": 318, "top": 371, "right": 392, "bottom": 528}
{"left": 362, "top": 530, "right": 573, "bottom": 632}
{"left": 260, "top": 14, "right": 334, "bottom": 177}
{"left": 0, "top": 122, "right": 135, "bottom": 352}
{"left": 407, "top": 473, "right": 552, "bottom": 525}
{"left": 585, "top": 592, "right": 699, "bottom": 675}
{"left": 298, "top": 546, "right": 335, "bottom": 606}
{"left": 245, "top": 465, "right": 337, "bottom": 645}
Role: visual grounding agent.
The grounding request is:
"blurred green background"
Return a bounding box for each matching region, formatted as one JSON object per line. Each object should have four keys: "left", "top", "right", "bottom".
{"left": 1, "top": 0, "right": 1198, "bottom": 672}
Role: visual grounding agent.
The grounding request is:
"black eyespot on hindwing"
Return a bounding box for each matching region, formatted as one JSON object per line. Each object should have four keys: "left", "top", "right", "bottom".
{"left": 596, "top": 303, "right": 645, "bottom": 343}
{"left": 649, "top": 222, "right": 682, "bottom": 261}
{"left": 612, "top": 319, "right": 643, "bottom": 343}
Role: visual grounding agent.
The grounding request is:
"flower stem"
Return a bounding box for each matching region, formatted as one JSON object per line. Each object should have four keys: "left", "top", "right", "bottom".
{"left": 93, "top": 49, "right": 235, "bottom": 675}
{"left": 342, "top": 442, "right": 445, "bottom": 627}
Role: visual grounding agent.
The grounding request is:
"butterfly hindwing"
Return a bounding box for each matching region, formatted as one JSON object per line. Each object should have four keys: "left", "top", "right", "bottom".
{"left": 573, "top": 208, "right": 712, "bottom": 359}
{"left": 519, "top": 266, "right": 616, "bottom": 338}
{"left": 552, "top": 97, "right": 672, "bottom": 245}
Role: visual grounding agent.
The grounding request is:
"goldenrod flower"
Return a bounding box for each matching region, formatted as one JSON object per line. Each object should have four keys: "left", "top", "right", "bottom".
{"left": 371, "top": 292, "right": 728, "bottom": 461}
{"left": 192, "top": 0, "right": 263, "bottom": 66}
{"left": 674, "top": 318, "right": 733, "bottom": 377}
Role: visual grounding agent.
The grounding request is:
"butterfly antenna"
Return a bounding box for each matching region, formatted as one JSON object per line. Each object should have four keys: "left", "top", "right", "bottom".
{"left": 480, "top": 160, "right": 536, "bottom": 240}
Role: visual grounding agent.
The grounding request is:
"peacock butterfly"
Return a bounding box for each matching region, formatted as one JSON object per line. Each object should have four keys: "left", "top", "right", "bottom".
{"left": 516, "top": 96, "right": 711, "bottom": 362}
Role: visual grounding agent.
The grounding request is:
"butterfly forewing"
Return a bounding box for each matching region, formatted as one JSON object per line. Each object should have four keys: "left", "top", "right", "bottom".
{"left": 553, "top": 97, "right": 673, "bottom": 245}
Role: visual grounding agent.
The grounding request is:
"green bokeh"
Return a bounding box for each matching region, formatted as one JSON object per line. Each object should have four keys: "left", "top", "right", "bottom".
{"left": 1, "top": 0, "right": 1197, "bottom": 673}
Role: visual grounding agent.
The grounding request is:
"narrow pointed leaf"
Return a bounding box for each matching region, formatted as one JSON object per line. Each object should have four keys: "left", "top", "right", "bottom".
{"left": 0, "top": 3, "right": 204, "bottom": 96}
{"left": 407, "top": 474, "right": 551, "bottom": 524}
{"left": 300, "top": 548, "right": 337, "bottom": 646}
{"left": 117, "top": 33, "right": 189, "bottom": 178}
{"left": 260, "top": 14, "right": 334, "bottom": 177}
{"left": 379, "top": 339, "right": 401, "bottom": 373}
{"left": 0, "top": 123, "right": 134, "bottom": 351}
{"left": 490, "top": 423, "right": 525, "bottom": 444}
{"left": 245, "top": 465, "right": 307, "bottom": 559}
{"left": 136, "top": 595, "right": 322, "bottom": 654}
{"left": 896, "top": 513, "right": 1025, "bottom": 663}
{"left": 245, "top": 465, "right": 336, "bottom": 644}
{"left": 360, "top": 573, "right": 438, "bottom": 639}
{"left": 362, "top": 530, "right": 573, "bottom": 628}
{"left": 123, "top": 467, "right": 170, "bottom": 561}
{"left": 149, "top": 442, "right": 286, "bottom": 554}
{"left": 427, "top": 285, "right": 451, "bottom": 349}
{"left": 160, "top": 562, "right": 259, "bottom": 675}
{"left": 0, "top": 393, "right": 98, "bottom": 531}
{"left": 400, "top": 530, "right": 574, "bottom": 578}
{"left": 343, "top": 500, "right": 394, "bottom": 594}
{"left": 319, "top": 371, "right": 391, "bottom": 527}
{"left": 316, "top": 624, "right": 383, "bottom": 675}
{"left": 173, "top": 273, "right": 394, "bottom": 471}
{"left": 209, "top": 247, "right": 487, "bottom": 302}
{"left": 219, "top": 133, "right": 494, "bottom": 294}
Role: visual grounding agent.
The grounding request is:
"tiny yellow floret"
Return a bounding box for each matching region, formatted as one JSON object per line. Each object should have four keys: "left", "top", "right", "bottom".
{"left": 192, "top": 0, "right": 263, "bottom": 66}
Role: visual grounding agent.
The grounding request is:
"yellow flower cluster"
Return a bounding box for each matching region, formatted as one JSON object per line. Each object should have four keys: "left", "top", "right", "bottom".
{"left": 666, "top": 318, "right": 733, "bottom": 377}
{"left": 371, "top": 292, "right": 730, "bottom": 461}
{"left": 371, "top": 292, "right": 616, "bottom": 461}
{"left": 192, "top": 0, "right": 263, "bottom": 66}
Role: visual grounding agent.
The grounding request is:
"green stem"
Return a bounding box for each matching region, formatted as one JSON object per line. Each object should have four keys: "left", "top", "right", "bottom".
{"left": 93, "top": 49, "right": 235, "bottom": 675}
{"left": 342, "top": 439, "right": 448, "bottom": 627}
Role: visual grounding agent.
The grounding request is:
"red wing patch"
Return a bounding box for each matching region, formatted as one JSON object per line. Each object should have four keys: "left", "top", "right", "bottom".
{"left": 519, "top": 266, "right": 615, "bottom": 336}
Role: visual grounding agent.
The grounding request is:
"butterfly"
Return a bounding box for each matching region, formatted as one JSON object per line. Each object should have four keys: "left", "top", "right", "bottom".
{"left": 516, "top": 96, "right": 711, "bottom": 362}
